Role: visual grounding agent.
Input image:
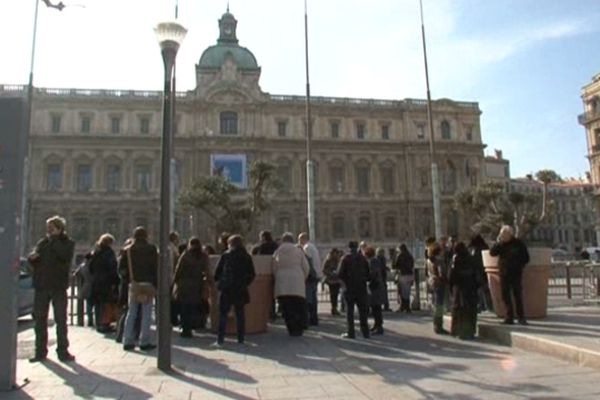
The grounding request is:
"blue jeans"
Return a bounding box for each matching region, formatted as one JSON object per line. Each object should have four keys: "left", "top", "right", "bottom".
{"left": 305, "top": 281, "right": 319, "bottom": 325}
{"left": 433, "top": 284, "right": 446, "bottom": 332}
{"left": 217, "top": 292, "right": 245, "bottom": 344}
{"left": 124, "top": 297, "right": 153, "bottom": 346}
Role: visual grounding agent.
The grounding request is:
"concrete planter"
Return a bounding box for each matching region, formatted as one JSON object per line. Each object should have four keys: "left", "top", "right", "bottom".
{"left": 482, "top": 247, "right": 552, "bottom": 318}
{"left": 208, "top": 255, "right": 274, "bottom": 334}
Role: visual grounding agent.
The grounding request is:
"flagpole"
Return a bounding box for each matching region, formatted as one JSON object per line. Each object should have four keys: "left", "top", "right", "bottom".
{"left": 419, "top": 0, "right": 442, "bottom": 239}
{"left": 304, "top": 0, "right": 316, "bottom": 242}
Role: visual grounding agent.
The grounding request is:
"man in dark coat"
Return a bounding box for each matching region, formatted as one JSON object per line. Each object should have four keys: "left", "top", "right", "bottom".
{"left": 489, "top": 225, "right": 530, "bottom": 325}
{"left": 251, "top": 230, "right": 279, "bottom": 255}
{"left": 214, "top": 234, "right": 256, "bottom": 346}
{"left": 338, "top": 241, "right": 370, "bottom": 339}
{"left": 118, "top": 227, "right": 158, "bottom": 351}
{"left": 28, "top": 215, "right": 75, "bottom": 362}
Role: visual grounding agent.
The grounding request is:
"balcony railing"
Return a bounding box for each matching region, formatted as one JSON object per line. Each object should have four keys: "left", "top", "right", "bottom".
{"left": 579, "top": 109, "right": 600, "bottom": 124}
{"left": 0, "top": 84, "right": 188, "bottom": 99}
{"left": 1, "top": 83, "right": 480, "bottom": 111}
{"left": 270, "top": 94, "right": 479, "bottom": 110}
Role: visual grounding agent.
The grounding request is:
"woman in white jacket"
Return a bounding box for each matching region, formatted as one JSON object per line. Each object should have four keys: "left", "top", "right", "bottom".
{"left": 273, "top": 232, "right": 310, "bottom": 336}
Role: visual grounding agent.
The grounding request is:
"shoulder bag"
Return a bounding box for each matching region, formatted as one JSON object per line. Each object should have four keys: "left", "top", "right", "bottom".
{"left": 127, "top": 247, "right": 156, "bottom": 304}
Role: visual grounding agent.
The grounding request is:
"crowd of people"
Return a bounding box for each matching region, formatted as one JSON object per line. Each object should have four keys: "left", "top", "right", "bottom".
{"left": 26, "top": 215, "right": 530, "bottom": 362}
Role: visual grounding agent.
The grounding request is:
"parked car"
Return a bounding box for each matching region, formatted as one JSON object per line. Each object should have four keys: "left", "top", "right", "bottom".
{"left": 18, "top": 258, "right": 34, "bottom": 317}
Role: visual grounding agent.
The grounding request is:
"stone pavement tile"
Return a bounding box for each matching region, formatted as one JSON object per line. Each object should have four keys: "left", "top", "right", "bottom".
{"left": 284, "top": 374, "right": 348, "bottom": 387}
{"left": 258, "top": 384, "right": 328, "bottom": 399}
{"left": 224, "top": 376, "right": 288, "bottom": 390}
{"left": 190, "top": 387, "right": 259, "bottom": 399}
{"left": 320, "top": 381, "right": 368, "bottom": 397}
{"left": 92, "top": 381, "right": 156, "bottom": 398}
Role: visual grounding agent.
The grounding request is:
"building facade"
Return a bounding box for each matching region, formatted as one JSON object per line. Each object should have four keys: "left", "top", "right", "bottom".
{"left": 581, "top": 73, "right": 600, "bottom": 248}
{"left": 509, "top": 177, "right": 598, "bottom": 252}
{"left": 1, "top": 11, "right": 485, "bottom": 253}
{"left": 484, "top": 149, "right": 510, "bottom": 187}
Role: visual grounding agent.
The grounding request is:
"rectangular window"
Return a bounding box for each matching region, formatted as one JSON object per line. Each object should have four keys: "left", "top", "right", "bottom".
{"left": 332, "top": 216, "right": 345, "bottom": 239}
{"left": 140, "top": 117, "right": 150, "bottom": 134}
{"left": 76, "top": 164, "right": 92, "bottom": 192}
{"left": 466, "top": 126, "right": 473, "bottom": 141}
{"left": 381, "top": 125, "right": 390, "bottom": 140}
{"left": 111, "top": 117, "right": 121, "bottom": 134}
{"left": 331, "top": 122, "right": 339, "bottom": 138}
{"left": 277, "top": 121, "right": 287, "bottom": 137}
{"left": 220, "top": 111, "right": 238, "bottom": 135}
{"left": 381, "top": 167, "right": 394, "bottom": 194}
{"left": 51, "top": 115, "right": 61, "bottom": 133}
{"left": 81, "top": 117, "right": 91, "bottom": 133}
{"left": 136, "top": 165, "right": 151, "bottom": 192}
{"left": 106, "top": 164, "right": 121, "bottom": 192}
{"left": 417, "top": 123, "right": 426, "bottom": 139}
{"left": 47, "top": 164, "right": 62, "bottom": 191}
{"left": 356, "top": 166, "right": 370, "bottom": 194}
{"left": 356, "top": 123, "right": 365, "bottom": 139}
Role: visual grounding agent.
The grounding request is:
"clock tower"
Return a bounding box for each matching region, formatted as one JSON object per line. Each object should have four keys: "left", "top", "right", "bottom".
{"left": 218, "top": 8, "right": 238, "bottom": 44}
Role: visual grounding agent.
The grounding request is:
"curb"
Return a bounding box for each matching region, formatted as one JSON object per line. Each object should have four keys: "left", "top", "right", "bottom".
{"left": 477, "top": 322, "right": 600, "bottom": 370}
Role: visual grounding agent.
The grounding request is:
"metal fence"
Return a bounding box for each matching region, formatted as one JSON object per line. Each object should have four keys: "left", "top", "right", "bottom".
{"left": 66, "top": 261, "right": 600, "bottom": 325}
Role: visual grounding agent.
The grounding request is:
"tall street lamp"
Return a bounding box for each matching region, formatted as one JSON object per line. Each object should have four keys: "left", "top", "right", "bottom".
{"left": 419, "top": 0, "right": 442, "bottom": 239}
{"left": 154, "top": 20, "right": 187, "bottom": 372}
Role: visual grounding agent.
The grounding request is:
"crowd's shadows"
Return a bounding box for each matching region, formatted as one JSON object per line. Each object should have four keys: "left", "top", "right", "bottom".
{"left": 40, "top": 358, "right": 152, "bottom": 399}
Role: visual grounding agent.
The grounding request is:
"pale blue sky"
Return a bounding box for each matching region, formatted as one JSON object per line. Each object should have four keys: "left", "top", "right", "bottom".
{"left": 2, "top": 0, "right": 598, "bottom": 178}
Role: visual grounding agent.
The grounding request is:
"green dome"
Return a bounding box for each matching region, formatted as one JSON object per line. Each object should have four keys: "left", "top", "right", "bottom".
{"left": 198, "top": 44, "right": 259, "bottom": 71}
{"left": 197, "top": 10, "right": 260, "bottom": 71}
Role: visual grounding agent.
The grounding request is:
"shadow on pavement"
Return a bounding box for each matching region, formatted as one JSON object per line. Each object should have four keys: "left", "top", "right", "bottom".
{"left": 41, "top": 359, "right": 152, "bottom": 399}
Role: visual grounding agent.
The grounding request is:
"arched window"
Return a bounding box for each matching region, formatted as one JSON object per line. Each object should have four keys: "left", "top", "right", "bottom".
{"left": 355, "top": 163, "right": 371, "bottom": 194}
{"left": 276, "top": 214, "right": 292, "bottom": 235}
{"left": 220, "top": 111, "right": 238, "bottom": 135}
{"left": 329, "top": 161, "right": 345, "bottom": 193}
{"left": 441, "top": 161, "right": 457, "bottom": 193}
{"left": 76, "top": 164, "right": 93, "bottom": 192}
{"left": 380, "top": 162, "right": 395, "bottom": 194}
{"left": 276, "top": 162, "right": 292, "bottom": 192}
{"left": 441, "top": 120, "right": 451, "bottom": 140}
{"left": 46, "top": 163, "right": 63, "bottom": 191}
{"left": 384, "top": 216, "right": 397, "bottom": 238}
{"left": 72, "top": 217, "right": 90, "bottom": 244}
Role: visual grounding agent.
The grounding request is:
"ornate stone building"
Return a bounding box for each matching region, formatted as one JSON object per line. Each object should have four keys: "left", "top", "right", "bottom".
{"left": 1, "top": 11, "right": 484, "bottom": 253}
{"left": 509, "top": 177, "right": 597, "bottom": 252}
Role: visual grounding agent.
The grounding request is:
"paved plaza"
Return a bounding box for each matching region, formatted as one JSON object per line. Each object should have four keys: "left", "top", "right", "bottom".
{"left": 5, "top": 305, "right": 600, "bottom": 400}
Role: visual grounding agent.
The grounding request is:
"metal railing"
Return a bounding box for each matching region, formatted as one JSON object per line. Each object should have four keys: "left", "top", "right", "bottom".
{"left": 66, "top": 260, "right": 600, "bottom": 325}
